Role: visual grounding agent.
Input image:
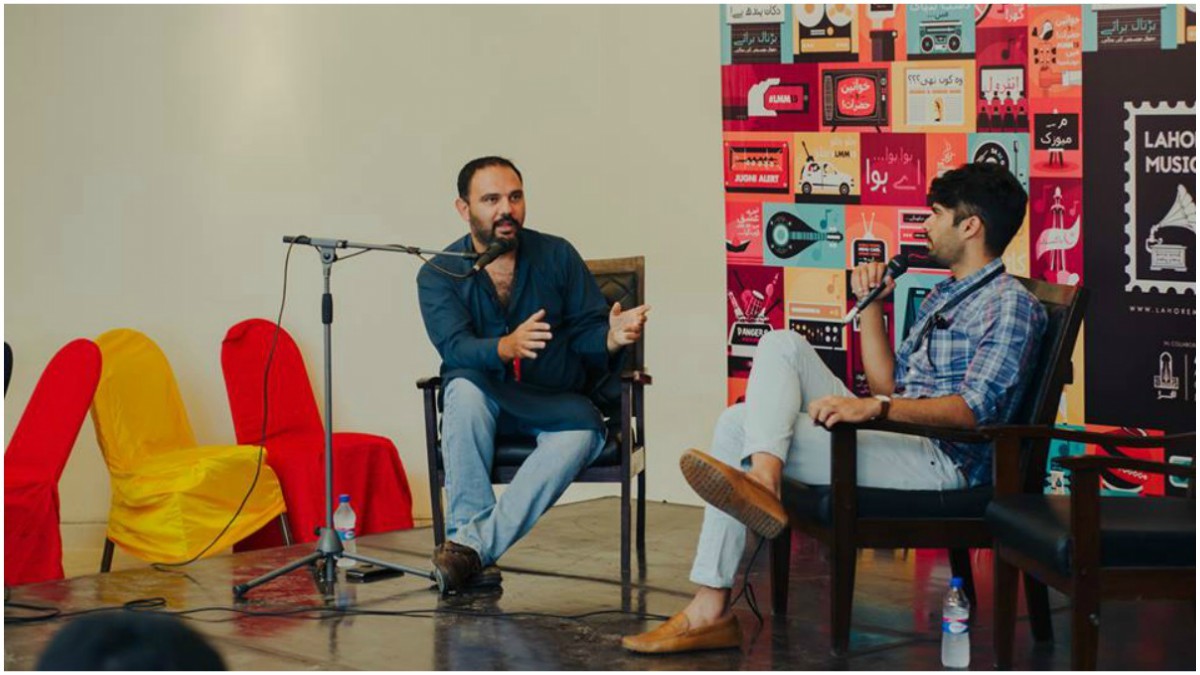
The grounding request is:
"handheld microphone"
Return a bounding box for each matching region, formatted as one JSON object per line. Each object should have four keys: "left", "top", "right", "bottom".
{"left": 470, "top": 238, "right": 515, "bottom": 274}
{"left": 842, "top": 254, "right": 909, "bottom": 324}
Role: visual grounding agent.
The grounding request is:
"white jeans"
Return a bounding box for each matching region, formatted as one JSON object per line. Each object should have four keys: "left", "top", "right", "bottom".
{"left": 690, "top": 330, "right": 965, "bottom": 589}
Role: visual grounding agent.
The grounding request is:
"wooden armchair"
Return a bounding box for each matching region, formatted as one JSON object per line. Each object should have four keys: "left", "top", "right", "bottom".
{"left": 770, "top": 277, "right": 1087, "bottom": 655}
{"left": 417, "top": 256, "right": 650, "bottom": 574}
{"left": 989, "top": 426, "right": 1195, "bottom": 670}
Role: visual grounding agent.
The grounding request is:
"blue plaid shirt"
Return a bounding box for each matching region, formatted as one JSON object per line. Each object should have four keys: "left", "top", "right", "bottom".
{"left": 894, "top": 259, "right": 1047, "bottom": 487}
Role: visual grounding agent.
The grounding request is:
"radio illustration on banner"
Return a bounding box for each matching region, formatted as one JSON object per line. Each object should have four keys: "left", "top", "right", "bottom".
{"left": 787, "top": 297, "right": 845, "bottom": 350}
{"left": 917, "top": 19, "right": 964, "bottom": 55}
{"left": 765, "top": 209, "right": 844, "bottom": 259}
{"left": 822, "top": 68, "right": 890, "bottom": 130}
{"left": 724, "top": 140, "right": 790, "bottom": 192}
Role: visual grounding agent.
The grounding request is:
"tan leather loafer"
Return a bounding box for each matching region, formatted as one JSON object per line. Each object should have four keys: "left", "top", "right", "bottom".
{"left": 622, "top": 612, "right": 742, "bottom": 654}
{"left": 680, "top": 448, "right": 788, "bottom": 539}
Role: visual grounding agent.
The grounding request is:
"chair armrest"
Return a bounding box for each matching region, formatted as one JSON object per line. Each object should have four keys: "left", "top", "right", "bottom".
{"left": 416, "top": 376, "right": 442, "bottom": 390}
{"left": 620, "top": 369, "right": 652, "bottom": 386}
{"left": 983, "top": 425, "right": 1195, "bottom": 450}
{"left": 1054, "top": 455, "right": 1196, "bottom": 481}
{"left": 831, "top": 419, "right": 991, "bottom": 444}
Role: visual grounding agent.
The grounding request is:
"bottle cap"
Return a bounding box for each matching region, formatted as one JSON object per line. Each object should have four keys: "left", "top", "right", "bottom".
{"left": 950, "top": 576, "right": 963, "bottom": 588}
{"left": 339, "top": 494, "right": 350, "bottom": 503}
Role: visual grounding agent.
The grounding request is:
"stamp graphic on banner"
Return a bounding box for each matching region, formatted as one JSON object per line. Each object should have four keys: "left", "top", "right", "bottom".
{"left": 762, "top": 203, "right": 846, "bottom": 268}
{"left": 722, "top": 63, "right": 820, "bottom": 132}
{"left": 1030, "top": 178, "right": 1083, "bottom": 287}
{"left": 727, "top": 264, "right": 786, "bottom": 377}
{"left": 784, "top": 267, "right": 847, "bottom": 351}
{"left": 1123, "top": 101, "right": 1196, "bottom": 295}
{"left": 968, "top": 132, "right": 1029, "bottom": 190}
{"left": 1029, "top": 6, "right": 1082, "bottom": 98}
{"left": 819, "top": 63, "right": 892, "bottom": 132}
{"left": 893, "top": 61, "right": 976, "bottom": 133}
{"left": 794, "top": 132, "right": 860, "bottom": 202}
{"left": 861, "top": 133, "right": 927, "bottom": 206}
{"left": 858, "top": 4, "right": 907, "bottom": 63}
{"left": 726, "top": 200, "right": 765, "bottom": 264}
{"left": 725, "top": 4, "right": 788, "bottom": 64}
{"left": 906, "top": 4, "right": 976, "bottom": 60}
{"left": 794, "top": 3, "right": 857, "bottom": 62}
{"left": 723, "top": 131, "right": 794, "bottom": 197}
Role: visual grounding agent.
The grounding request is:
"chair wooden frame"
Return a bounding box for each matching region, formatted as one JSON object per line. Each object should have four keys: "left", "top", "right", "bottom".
{"left": 417, "top": 256, "right": 651, "bottom": 574}
{"left": 770, "top": 277, "right": 1087, "bottom": 655}
{"left": 990, "top": 426, "right": 1196, "bottom": 670}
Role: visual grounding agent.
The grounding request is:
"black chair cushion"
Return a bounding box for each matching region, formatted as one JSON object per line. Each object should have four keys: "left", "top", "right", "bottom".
{"left": 781, "top": 478, "right": 994, "bottom": 526}
{"left": 986, "top": 494, "right": 1197, "bottom": 576}
{"left": 435, "top": 431, "right": 623, "bottom": 472}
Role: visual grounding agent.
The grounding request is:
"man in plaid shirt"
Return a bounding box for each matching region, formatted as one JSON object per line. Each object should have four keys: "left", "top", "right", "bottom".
{"left": 625, "top": 163, "right": 1047, "bottom": 654}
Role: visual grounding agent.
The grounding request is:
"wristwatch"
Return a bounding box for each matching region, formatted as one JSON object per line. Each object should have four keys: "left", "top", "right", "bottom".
{"left": 873, "top": 394, "right": 892, "bottom": 420}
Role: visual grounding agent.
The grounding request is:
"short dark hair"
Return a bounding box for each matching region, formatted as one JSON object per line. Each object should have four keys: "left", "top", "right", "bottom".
{"left": 36, "top": 611, "right": 226, "bottom": 670}
{"left": 456, "top": 156, "right": 522, "bottom": 200}
{"left": 927, "top": 162, "right": 1028, "bottom": 257}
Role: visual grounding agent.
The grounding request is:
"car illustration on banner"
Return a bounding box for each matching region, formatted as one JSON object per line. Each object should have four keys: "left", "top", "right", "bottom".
{"left": 799, "top": 161, "right": 855, "bottom": 196}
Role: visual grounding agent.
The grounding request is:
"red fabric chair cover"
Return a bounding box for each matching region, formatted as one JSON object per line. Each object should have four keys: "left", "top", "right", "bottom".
{"left": 5, "top": 339, "right": 102, "bottom": 585}
{"left": 221, "top": 319, "right": 413, "bottom": 549}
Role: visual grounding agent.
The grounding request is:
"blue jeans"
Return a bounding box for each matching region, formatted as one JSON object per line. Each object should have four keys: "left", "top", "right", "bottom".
{"left": 441, "top": 378, "right": 606, "bottom": 567}
{"left": 690, "top": 330, "right": 965, "bottom": 589}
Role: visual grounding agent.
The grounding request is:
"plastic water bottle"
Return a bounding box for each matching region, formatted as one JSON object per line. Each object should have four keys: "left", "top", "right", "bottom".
{"left": 334, "top": 494, "right": 358, "bottom": 569}
{"left": 941, "top": 576, "right": 971, "bottom": 668}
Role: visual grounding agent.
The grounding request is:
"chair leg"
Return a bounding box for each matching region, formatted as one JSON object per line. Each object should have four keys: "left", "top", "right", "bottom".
{"left": 635, "top": 469, "right": 646, "bottom": 555}
{"left": 830, "top": 535, "right": 856, "bottom": 656}
{"left": 769, "top": 530, "right": 791, "bottom": 616}
{"left": 278, "top": 513, "right": 294, "bottom": 546}
{"left": 948, "top": 548, "right": 977, "bottom": 609}
{"left": 620, "top": 473, "right": 631, "bottom": 575}
{"left": 1024, "top": 573, "right": 1054, "bottom": 643}
{"left": 100, "top": 538, "right": 115, "bottom": 573}
{"left": 993, "top": 550, "right": 1019, "bottom": 670}
{"left": 430, "top": 476, "right": 446, "bottom": 547}
{"left": 1071, "top": 586, "right": 1100, "bottom": 670}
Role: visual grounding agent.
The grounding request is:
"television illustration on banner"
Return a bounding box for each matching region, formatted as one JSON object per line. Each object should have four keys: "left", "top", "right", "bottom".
{"left": 795, "top": 3, "right": 857, "bottom": 62}
{"left": 821, "top": 66, "right": 890, "bottom": 131}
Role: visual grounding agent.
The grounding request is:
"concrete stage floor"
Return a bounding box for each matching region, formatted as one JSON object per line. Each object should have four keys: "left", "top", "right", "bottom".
{"left": 4, "top": 497, "right": 1195, "bottom": 670}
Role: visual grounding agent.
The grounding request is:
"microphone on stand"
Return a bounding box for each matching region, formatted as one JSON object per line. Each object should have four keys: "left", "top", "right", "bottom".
{"left": 842, "top": 254, "right": 909, "bottom": 324}
{"left": 470, "top": 238, "right": 515, "bottom": 274}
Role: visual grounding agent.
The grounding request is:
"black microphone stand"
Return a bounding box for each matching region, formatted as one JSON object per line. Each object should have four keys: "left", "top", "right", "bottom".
{"left": 233, "top": 236, "right": 478, "bottom": 599}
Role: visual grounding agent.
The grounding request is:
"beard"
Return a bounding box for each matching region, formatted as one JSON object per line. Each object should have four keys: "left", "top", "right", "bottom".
{"left": 471, "top": 214, "right": 522, "bottom": 249}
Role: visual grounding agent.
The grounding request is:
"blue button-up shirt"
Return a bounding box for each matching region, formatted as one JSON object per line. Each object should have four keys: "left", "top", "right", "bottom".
{"left": 894, "top": 259, "right": 1047, "bottom": 487}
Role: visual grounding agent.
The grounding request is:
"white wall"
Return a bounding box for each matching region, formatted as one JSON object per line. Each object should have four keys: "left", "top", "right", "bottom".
{"left": 4, "top": 5, "right": 726, "bottom": 536}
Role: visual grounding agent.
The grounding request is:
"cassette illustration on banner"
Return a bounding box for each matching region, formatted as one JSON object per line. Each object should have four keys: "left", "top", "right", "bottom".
{"left": 793, "top": 132, "right": 860, "bottom": 202}
{"left": 892, "top": 61, "right": 976, "bottom": 133}
{"left": 726, "top": 200, "right": 765, "bottom": 264}
{"left": 906, "top": 4, "right": 976, "bottom": 60}
{"left": 794, "top": 3, "right": 858, "bottom": 62}
{"left": 1086, "top": 425, "right": 1167, "bottom": 497}
{"left": 860, "top": 133, "right": 927, "bottom": 206}
{"left": 925, "top": 133, "right": 968, "bottom": 185}
{"left": 968, "top": 132, "right": 1029, "bottom": 190}
{"left": 858, "top": 4, "right": 907, "bottom": 63}
{"left": 784, "top": 267, "right": 847, "bottom": 353}
{"left": 975, "top": 26, "right": 1029, "bottom": 133}
{"left": 1123, "top": 101, "right": 1196, "bottom": 295}
{"left": 844, "top": 270, "right": 894, "bottom": 397}
{"left": 722, "top": 63, "right": 820, "bottom": 132}
{"left": 1030, "top": 98, "right": 1082, "bottom": 177}
{"left": 1030, "top": 178, "right": 1083, "bottom": 287}
{"left": 845, "top": 205, "right": 899, "bottom": 269}
{"left": 1029, "top": 6, "right": 1082, "bottom": 98}
{"left": 819, "top": 62, "right": 892, "bottom": 132}
{"left": 761, "top": 203, "right": 846, "bottom": 268}
{"left": 724, "top": 4, "right": 789, "bottom": 65}
{"left": 727, "top": 264, "right": 786, "bottom": 377}
{"left": 723, "top": 131, "right": 795, "bottom": 199}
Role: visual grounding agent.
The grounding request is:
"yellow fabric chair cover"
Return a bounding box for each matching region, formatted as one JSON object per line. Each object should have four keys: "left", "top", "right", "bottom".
{"left": 90, "top": 329, "right": 286, "bottom": 563}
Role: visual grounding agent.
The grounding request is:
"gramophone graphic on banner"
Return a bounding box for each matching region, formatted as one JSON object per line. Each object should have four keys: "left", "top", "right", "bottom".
{"left": 1145, "top": 184, "right": 1196, "bottom": 276}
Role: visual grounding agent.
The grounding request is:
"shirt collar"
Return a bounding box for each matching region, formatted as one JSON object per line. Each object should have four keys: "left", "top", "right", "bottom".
{"left": 935, "top": 258, "right": 1006, "bottom": 296}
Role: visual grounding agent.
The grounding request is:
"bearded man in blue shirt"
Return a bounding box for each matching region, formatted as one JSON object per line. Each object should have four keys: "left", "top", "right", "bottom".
{"left": 418, "top": 157, "right": 651, "bottom": 594}
{"left": 624, "top": 162, "right": 1046, "bottom": 654}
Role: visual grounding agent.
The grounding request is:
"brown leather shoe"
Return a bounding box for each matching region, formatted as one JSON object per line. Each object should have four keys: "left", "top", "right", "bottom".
{"left": 680, "top": 448, "right": 787, "bottom": 539}
{"left": 622, "top": 612, "right": 742, "bottom": 654}
{"left": 431, "top": 541, "right": 483, "bottom": 595}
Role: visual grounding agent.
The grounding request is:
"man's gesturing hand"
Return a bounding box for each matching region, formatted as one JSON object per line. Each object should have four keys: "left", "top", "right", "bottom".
{"left": 808, "top": 395, "right": 884, "bottom": 429}
{"left": 499, "top": 309, "right": 553, "bottom": 362}
{"left": 606, "top": 302, "right": 652, "bottom": 353}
